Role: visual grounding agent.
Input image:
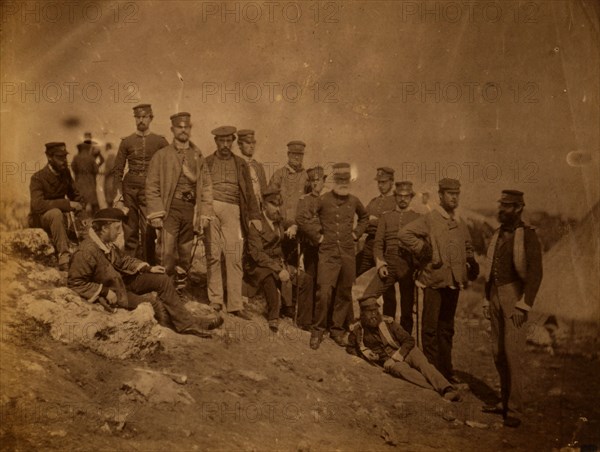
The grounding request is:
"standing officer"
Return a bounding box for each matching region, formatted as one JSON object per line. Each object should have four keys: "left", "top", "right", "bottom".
{"left": 113, "top": 104, "right": 168, "bottom": 262}
{"left": 296, "top": 165, "right": 326, "bottom": 306}
{"left": 399, "top": 178, "right": 478, "bottom": 383}
{"left": 245, "top": 187, "right": 314, "bottom": 331}
{"left": 204, "top": 126, "right": 262, "bottom": 319}
{"left": 237, "top": 129, "right": 267, "bottom": 209}
{"left": 305, "top": 163, "right": 369, "bottom": 349}
{"left": 481, "top": 190, "right": 543, "bottom": 428}
{"left": 71, "top": 141, "right": 99, "bottom": 215}
{"left": 359, "top": 181, "right": 421, "bottom": 332}
{"left": 29, "top": 142, "right": 84, "bottom": 271}
{"left": 145, "top": 112, "right": 214, "bottom": 282}
{"left": 355, "top": 167, "right": 398, "bottom": 312}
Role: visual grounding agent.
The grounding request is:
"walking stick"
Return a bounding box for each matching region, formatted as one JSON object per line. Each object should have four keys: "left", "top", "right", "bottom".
{"left": 293, "top": 238, "right": 302, "bottom": 326}
{"left": 68, "top": 211, "right": 81, "bottom": 242}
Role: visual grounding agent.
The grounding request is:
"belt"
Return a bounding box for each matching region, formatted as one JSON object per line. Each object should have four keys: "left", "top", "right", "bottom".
{"left": 126, "top": 170, "right": 146, "bottom": 177}
{"left": 173, "top": 192, "right": 196, "bottom": 203}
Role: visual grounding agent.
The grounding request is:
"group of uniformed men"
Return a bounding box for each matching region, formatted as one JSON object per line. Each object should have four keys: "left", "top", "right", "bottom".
{"left": 29, "top": 103, "right": 543, "bottom": 427}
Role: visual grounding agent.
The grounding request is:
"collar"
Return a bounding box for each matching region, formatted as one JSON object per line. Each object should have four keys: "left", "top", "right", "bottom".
{"left": 47, "top": 164, "right": 59, "bottom": 175}
{"left": 433, "top": 203, "right": 459, "bottom": 221}
{"left": 215, "top": 150, "right": 233, "bottom": 160}
{"left": 88, "top": 228, "right": 111, "bottom": 254}
{"left": 394, "top": 205, "right": 410, "bottom": 213}
{"left": 241, "top": 154, "right": 255, "bottom": 164}
{"left": 135, "top": 129, "right": 151, "bottom": 137}
{"left": 262, "top": 212, "right": 278, "bottom": 232}
{"left": 285, "top": 164, "right": 304, "bottom": 173}
{"left": 381, "top": 190, "right": 394, "bottom": 197}
{"left": 173, "top": 140, "right": 190, "bottom": 152}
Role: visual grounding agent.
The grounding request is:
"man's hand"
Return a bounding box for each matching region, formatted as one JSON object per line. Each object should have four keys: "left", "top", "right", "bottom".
{"left": 391, "top": 350, "right": 404, "bottom": 362}
{"left": 200, "top": 216, "right": 211, "bottom": 230}
{"left": 378, "top": 266, "right": 389, "bottom": 279}
{"left": 70, "top": 201, "right": 83, "bottom": 211}
{"left": 150, "top": 218, "right": 163, "bottom": 229}
{"left": 278, "top": 269, "right": 290, "bottom": 282}
{"left": 362, "top": 349, "right": 378, "bottom": 361}
{"left": 511, "top": 308, "right": 528, "bottom": 328}
{"left": 250, "top": 219, "right": 262, "bottom": 232}
{"left": 149, "top": 265, "right": 166, "bottom": 274}
{"left": 285, "top": 224, "right": 298, "bottom": 239}
{"left": 483, "top": 305, "right": 491, "bottom": 320}
{"left": 106, "top": 289, "right": 118, "bottom": 306}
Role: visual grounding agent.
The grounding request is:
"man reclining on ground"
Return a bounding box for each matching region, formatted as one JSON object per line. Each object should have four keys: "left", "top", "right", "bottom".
{"left": 67, "top": 208, "right": 223, "bottom": 337}
{"left": 347, "top": 297, "right": 461, "bottom": 402}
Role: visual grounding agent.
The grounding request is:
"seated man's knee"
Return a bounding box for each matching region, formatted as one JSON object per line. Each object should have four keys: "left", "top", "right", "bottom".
{"left": 43, "top": 208, "right": 65, "bottom": 223}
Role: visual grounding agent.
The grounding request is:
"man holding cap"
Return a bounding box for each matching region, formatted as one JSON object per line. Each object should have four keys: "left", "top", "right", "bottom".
{"left": 204, "top": 126, "right": 261, "bottom": 319}
{"left": 305, "top": 163, "right": 369, "bottom": 349}
{"left": 29, "top": 142, "right": 85, "bottom": 271}
{"left": 359, "top": 181, "right": 421, "bottom": 333}
{"left": 347, "top": 298, "right": 461, "bottom": 402}
{"left": 113, "top": 104, "right": 169, "bottom": 262}
{"left": 355, "top": 168, "right": 398, "bottom": 313}
{"left": 67, "top": 208, "right": 223, "bottom": 337}
{"left": 237, "top": 129, "right": 267, "bottom": 209}
{"left": 245, "top": 187, "right": 314, "bottom": 331}
{"left": 146, "top": 113, "right": 214, "bottom": 283}
{"left": 481, "top": 190, "right": 543, "bottom": 428}
{"left": 399, "top": 178, "right": 477, "bottom": 383}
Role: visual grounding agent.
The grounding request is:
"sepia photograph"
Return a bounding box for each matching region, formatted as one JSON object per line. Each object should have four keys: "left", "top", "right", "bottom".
{"left": 1, "top": 0, "right": 599, "bottom": 450}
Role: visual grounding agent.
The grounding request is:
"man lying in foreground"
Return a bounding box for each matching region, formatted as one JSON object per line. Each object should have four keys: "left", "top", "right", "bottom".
{"left": 347, "top": 297, "right": 461, "bottom": 402}
{"left": 67, "top": 208, "right": 223, "bottom": 338}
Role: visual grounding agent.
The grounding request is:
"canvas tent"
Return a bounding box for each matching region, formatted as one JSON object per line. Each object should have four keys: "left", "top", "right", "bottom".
{"left": 532, "top": 202, "right": 600, "bottom": 327}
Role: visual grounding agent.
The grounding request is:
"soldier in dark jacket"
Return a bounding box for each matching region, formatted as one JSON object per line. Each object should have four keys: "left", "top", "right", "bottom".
{"left": 113, "top": 104, "right": 169, "bottom": 261}
{"left": 245, "top": 187, "right": 314, "bottom": 331}
{"left": 29, "top": 142, "right": 84, "bottom": 271}
{"left": 67, "top": 208, "right": 223, "bottom": 337}
{"left": 305, "top": 163, "right": 369, "bottom": 349}
{"left": 203, "top": 126, "right": 262, "bottom": 319}
{"left": 347, "top": 298, "right": 461, "bottom": 401}
{"left": 359, "top": 181, "right": 421, "bottom": 332}
{"left": 481, "top": 190, "right": 543, "bottom": 428}
{"left": 237, "top": 129, "right": 267, "bottom": 209}
{"left": 296, "top": 166, "right": 326, "bottom": 304}
{"left": 71, "top": 141, "right": 99, "bottom": 213}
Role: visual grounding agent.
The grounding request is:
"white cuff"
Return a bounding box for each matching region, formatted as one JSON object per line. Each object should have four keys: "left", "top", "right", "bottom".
{"left": 88, "top": 284, "right": 103, "bottom": 303}
{"left": 514, "top": 298, "right": 531, "bottom": 312}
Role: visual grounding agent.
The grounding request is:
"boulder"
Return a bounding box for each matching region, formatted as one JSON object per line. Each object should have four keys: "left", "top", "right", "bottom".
{"left": 1, "top": 229, "right": 55, "bottom": 262}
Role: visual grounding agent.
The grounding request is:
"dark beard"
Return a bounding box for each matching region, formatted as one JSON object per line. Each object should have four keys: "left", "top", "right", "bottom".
{"left": 361, "top": 311, "right": 381, "bottom": 329}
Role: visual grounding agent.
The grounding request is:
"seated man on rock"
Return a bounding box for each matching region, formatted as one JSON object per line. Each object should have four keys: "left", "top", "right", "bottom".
{"left": 67, "top": 208, "right": 223, "bottom": 338}
{"left": 347, "top": 297, "right": 461, "bottom": 402}
{"left": 244, "top": 187, "right": 314, "bottom": 332}
{"left": 29, "top": 142, "right": 86, "bottom": 271}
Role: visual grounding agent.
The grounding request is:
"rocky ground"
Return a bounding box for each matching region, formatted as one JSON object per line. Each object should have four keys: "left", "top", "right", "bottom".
{"left": 0, "top": 229, "right": 599, "bottom": 451}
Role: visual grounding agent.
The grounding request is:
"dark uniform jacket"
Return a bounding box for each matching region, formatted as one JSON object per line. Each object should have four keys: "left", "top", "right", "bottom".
{"left": 244, "top": 213, "right": 295, "bottom": 286}
{"left": 295, "top": 192, "right": 321, "bottom": 247}
{"left": 301, "top": 191, "right": 369, "bottom": 256}
{"left": 205, "top": 151, "right": 261, "bottom": 236}
{"left": 365, "top": 193, "right": 396, "bottom": 237}
{"left": 373, "top": 207, "right": 421, "bottom": 269}
{"left": 68, "top": 229, "right": 147, "bottom": 303}
{"left": 484, "top": 222, "right": 543, "bottom": 309}
{"left": 113, "top": 131, "right": 169, "bottom": 192}
{"left": 71, "top": 151, "right": 98, "bottom": 206}
{"left": 347, "top": 319, "right": 415, "bottom": 365}
{"left": 29, "top": 165, "right": 83, "bottom": 225}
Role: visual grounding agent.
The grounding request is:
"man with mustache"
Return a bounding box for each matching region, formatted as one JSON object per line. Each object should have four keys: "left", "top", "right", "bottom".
{"left": 245, "top": 187, "right": 314, "bottom": 331}
{"left": 305, "top": 163, "right": 369, "bottom": 349}
{"left": 203, "top": 126, "right": 262, "bottom": 319}
{"left": 347, "top": 297, "right": 461, "bottom": 401}
{"left": 359, "top": 181, "right": 421, "bottom": 333}
{"left": 355, "top": 168, "right": 398, "bottom": 315}
{"left": 113, "top": 104, "right": 169, "bottom": 262}
{"left": 29, "top": 142, "right": 85, "bottom": 271}
{"left": 481, "top": 190, "right": 543, "bottom": 428}
{"left": 399, "top": 178, "right": 477, "bottom": 384}
{"left": 68, "top": 208, "right": 222, "bottom": 338}
{"left": 145, "top": 112, "right": 214, "bottom": 284}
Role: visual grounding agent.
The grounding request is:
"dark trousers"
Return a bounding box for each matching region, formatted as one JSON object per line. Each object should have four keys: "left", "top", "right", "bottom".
{"left": 422, "top": 287, "right": 460, "bottom": 379}
{"left": 122, "top": 174, "right": 156, "bottom": 264}
{"left": 262, "top": 271, "right": 313, "bottom": 326}
{"left": 158, "top": 198, "right": 195, "bottom": 276}
{"left": 356, "top": 237, "right": 397, "bottom": 315}
{"left": 361, "top": 253, "right": 416, "bottom": 333}
{"left": 313, "top": 248, "right": 354, "bottom": 337}
{"left": 302, "top": 242, "right": 320, "bottom": 311}
{"left": 123, "top": 272, "right": 195, "bottom": 332}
